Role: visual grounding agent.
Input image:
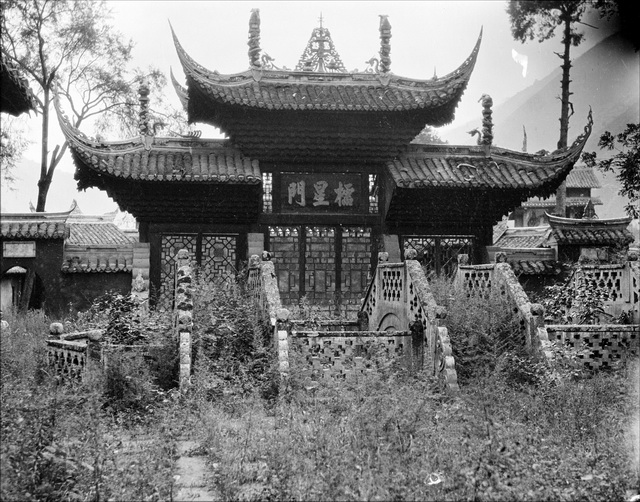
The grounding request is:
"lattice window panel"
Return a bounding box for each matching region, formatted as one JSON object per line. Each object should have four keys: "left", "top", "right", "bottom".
{"left": 269, "top": 226, "right": 300, "bottom": 307}
{"left": 341, "top": 227, "right": 373, "bottom": 317}
{"left": 369, "top": 174, "right": 378, "bottom": 214}
{"left": 200, "top": 235, "right": 238, "bottom": 284}
{"left": 403, "top": 235, "right": 473, "bottom": 276}
{"left": 404, "top": 237, "right": 436, "bottom": 271}
{"left": 305, "top": 226, "right": 336, "bottom": 311}
{"left": 581, "top": 267, "right": 624, "bottom": 302}
{"left": 262, "top": 172, "right": 273, "bottom": 213}
{"left": 440, "top": 237, "right": 474, "bottom": 276}
{"left": 160, "top": 234, "right": 197, "bottom": 305}
{"left": 381, "top": 268, "right": 403, "bottom": 302}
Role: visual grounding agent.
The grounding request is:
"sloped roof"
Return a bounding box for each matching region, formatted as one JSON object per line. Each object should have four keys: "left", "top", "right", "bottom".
{"left": 510, "top": 260, "right": 561, "bottom": 275}
{"left": 67, "top": 223, "right": 135, "bottom": 246}
{"left": 494, "top": 226, "right": 552, "bottom": 248}
{"left": 548, "top": 213, "right": 635, "bottom": 246}
{"left": 387, "top": 110, "right": 591, "bottom": 192}
{"left": 61, "top": 250, "right": 133, "bottom": 273}
{"left": 55, "top": 94, "right": 260, "bottom": 187}
{"left": 0, "top": 54, "right": 36, "bottom": 116}
{"left": 0, "top": 211, "right": 70, "bottom": 240}
{"left": 172, "top": 25, "right": 481, "bottom": 116}
{"left": 566, "top": 167, "right": 601, "bottom": 188}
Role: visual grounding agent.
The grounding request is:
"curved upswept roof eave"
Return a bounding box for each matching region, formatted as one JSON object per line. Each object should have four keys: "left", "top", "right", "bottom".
{"left": 545, "top": 212, "right": 632, "bottom": 228}
{"left": 388, "top": 109, "right": 593, "bottom": 191}
{"left": 170, "top": 67, "right": 189, "bottom": 111}
{"left": 170, "top": 23, "right": 482, "bottom": 113}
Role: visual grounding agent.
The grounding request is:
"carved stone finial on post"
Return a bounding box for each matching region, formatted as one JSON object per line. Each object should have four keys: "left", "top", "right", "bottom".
{"left": 457, "top": 254, "right": 469, "bottom": 266}
{"left": 138, "top": 80, "right": 151, "bottom": 137}
{"left": 261, "top": 250, "right": 272, "bottom": 261}
{"left": 378, "top": 251, "right": 389, "bottom": 263}
{"left": 249, "top": 254, "right": 260, "bottom": 269}
{"left": 248, "top": 8, "right": 261, "bottom": 68}
{"left": 379, "top": 15, "right": 391, "bottom": 73}
{"left": 479, "top": 94, "right": 493, "bottom": 147}
{"left": 404, "top": 248, "right": 418, "bottom": 260}
{"left": 495, "top": 251, "right": 508, "bottom": 263}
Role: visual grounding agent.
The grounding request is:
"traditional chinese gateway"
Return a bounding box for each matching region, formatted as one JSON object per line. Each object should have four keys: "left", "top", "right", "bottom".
{"left": 55, "top": 11, "right": 592, "bottom": 316}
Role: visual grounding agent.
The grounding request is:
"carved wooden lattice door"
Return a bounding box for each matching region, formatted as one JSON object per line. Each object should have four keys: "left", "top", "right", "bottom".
{"left": 269, "top": 226, "right": 373, "bottom": 317}
{"left": 160, "top": 233, "right": 238, "bottom": 305}
{"left": 403, "top": 235, "right": 474, "bottom": 276}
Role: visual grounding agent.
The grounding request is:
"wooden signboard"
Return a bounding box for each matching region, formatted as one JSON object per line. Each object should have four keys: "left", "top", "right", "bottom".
{"left": 279, "top": 173, "right": 364, "bottom": 213}
{"left": 3, "top": 241, "right": 36, "bottom": 258}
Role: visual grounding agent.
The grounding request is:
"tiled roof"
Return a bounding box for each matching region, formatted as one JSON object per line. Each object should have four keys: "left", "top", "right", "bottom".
{"left": 1, "top": 54, "right": 36, "bottom": 116}
{"left": 387, "top": 111, "right": 591, "bottom": 192}
{"left": 55, "top": 96, "right": 261, "bottom": 185}
{"left": 523, "top": 196, "right": 602, "bottom": 208}
{"left": 510, "top": 260, "right": 561, "bottom": 275}
{"left": 566, "top": 167, "right": 601, "bottom": 188}
{"left": 548, "top": 213, "right": 635, "bottom": 246}
{"left": 1, "top": 212, "right": 70, "bottom": 240}
{"left": 172, "top": 26, "right": 481, "bottom": 115}
{"left": 494, "top": 227, "right": 552, "bottom": 248}
{"left": 67, "top": 223, "right": 135, "bottom": 246}
{"left": 61, "top": 250, "right": 133, "bottom": 273}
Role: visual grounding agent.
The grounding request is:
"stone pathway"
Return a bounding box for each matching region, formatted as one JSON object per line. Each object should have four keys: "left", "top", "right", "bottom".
{"left": 174, "top": 440, "right": 218, "bottom": 501}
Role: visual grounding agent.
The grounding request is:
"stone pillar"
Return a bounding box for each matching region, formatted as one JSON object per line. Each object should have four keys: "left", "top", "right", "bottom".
{"left": 382, "top": 234, "right": 401, "bottom": 262}
{"left": 131, "top": 242, "right": 150, "bottom": 302}
{"left": 175, "top": 249, "right": 193, "bottom": 390}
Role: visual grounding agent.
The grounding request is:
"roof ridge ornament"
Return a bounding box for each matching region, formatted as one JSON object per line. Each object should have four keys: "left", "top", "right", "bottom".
{"left": 295, "top": 18, "right": 347, "bottom": 73}
{"left": 248, "top": 9, "right": 261, "bottom": 68}
{"left": 379, "top": 15, "right": 391, "bottom": 73}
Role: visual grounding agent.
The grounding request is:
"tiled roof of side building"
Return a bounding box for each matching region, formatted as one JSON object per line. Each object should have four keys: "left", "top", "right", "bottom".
{"left": 493, "top": 226, "right": 552, "bottom": 248}
{"left": 1, "top": 211, "right": 71, "bottom": 239}
{"left": 566, "top": 167, "right": 601, "bottom": 189}
{"left": 547, "top": 213, "right": 635, "bottom": 246}
{"left": 61, "top": 250, "right": 133, "bottom": 273}
{"left": 67, "top": 223, "right": 135, "bottom": 246}
{"left": 510, "top": 260, "right": 561, "bottom": 275}
{"left": 522, "top": 196, "right": 602, "bottom": 208}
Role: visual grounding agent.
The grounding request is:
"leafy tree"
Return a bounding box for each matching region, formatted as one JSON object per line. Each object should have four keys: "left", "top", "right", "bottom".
{"left": 507, "top": 0, "right": 617, "bottom": 216}
{"left": 0, "top": 116, "right": 30, "bottom": 190}
{"left": 0, "top": 0, "right": 174, "bottom": 211}
{"left": 582, "top": 124, "right": 640, "bottom": 218}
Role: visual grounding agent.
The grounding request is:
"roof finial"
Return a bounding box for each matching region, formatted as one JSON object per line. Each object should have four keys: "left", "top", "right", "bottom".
{"left": 318, "top": 12, "right": 323, "bottom": 28}
{"left": 248, "top": 8, "right": 261, "bottom": 68}
{"left": 479, "top": 94, "right": 493, "bottom": 147}
{"left": 138, "top": 79, "right": 151, "bottom": 137}
{"left": 379, "top": 15, "right": 391, "bottom": 73}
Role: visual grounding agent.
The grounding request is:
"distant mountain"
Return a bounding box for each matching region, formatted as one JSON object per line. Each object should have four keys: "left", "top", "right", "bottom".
{"left": 444, "top": 32, "right": 639, "bottom": 218}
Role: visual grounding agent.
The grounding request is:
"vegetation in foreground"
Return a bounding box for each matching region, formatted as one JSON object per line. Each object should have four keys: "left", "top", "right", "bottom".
{"left": 1, "top": 283, "right": 639, "bottom": 501}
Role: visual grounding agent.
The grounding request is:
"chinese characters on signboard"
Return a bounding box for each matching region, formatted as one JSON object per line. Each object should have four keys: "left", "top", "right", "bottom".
{"left": 281, "top": 174, "right": 362, "bottom": 213}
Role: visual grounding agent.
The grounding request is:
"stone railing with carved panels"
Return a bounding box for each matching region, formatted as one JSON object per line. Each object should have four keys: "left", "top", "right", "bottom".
{"left": 360, "top": 251, "right": 459, "bottom": 393}
{"left": 46, "top": 328, "right": 104, "bottom": 379}
{"left": 577, "top": 260, "right": 639, "bottom": 323}
{"left": 454, "top": 253, "right": 552, "bottom": 359}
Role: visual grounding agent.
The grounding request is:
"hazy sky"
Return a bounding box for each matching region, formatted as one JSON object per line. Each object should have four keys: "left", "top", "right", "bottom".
{"left": 3, "top": 1, "right": 620, "bottom": 213}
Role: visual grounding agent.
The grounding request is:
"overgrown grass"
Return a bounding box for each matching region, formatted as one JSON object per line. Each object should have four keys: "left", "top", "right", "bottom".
{"left": 2, "top": 277, "right": 639, "bottom": 501}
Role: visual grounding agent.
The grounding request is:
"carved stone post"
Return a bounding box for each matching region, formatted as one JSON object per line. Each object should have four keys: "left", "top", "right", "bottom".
{"left": 175, "top": 249, "right": 193, "bottom": 390}
{"left": 379, "top": 15, "right": 391, "bottom": 73}
{"left": 480, "top": 94, "right": 493, "bottom": 147}
{"left": 138, "top": 80, "right": 151, "bottom": 137}
{"left": 409, "top": 320, "right": 424, "bottom": 372}
{"left": 248, "top": 9, "right": 261, "bottom": 68}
